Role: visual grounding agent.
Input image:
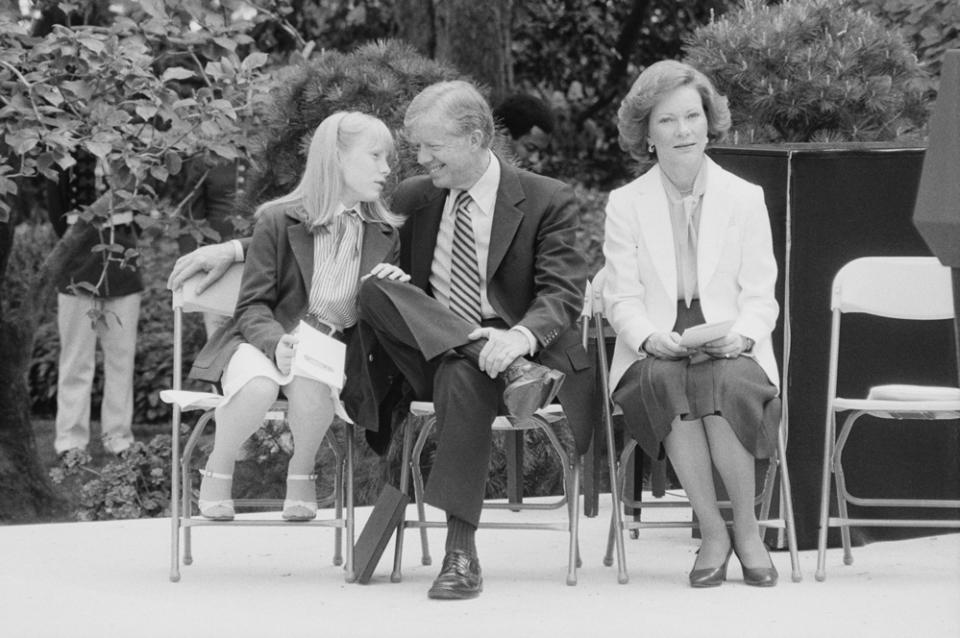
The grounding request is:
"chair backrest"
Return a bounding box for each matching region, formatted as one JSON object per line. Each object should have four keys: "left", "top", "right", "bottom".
{"left": 170, "top": 263, "right": 244, "bottom": 394}
{"left": 831, "top": 257, "right": 954, "bottom": 320}
{"left": 587, "top": 266, "right": 607, "bottom": 317}
{"left": 172, "top": 263, "right": 245, "bottom": 316}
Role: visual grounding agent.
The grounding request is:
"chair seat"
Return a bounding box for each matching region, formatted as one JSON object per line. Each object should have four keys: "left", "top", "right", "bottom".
{"left": 160, "top": 390, "right": 288, "bottom": 420}
{"left": 408, "top": 401, "right": 565, "bottom": 431}
{"left": 834, "top": 385, "right": 960, "bottom": 419}
{"left": 866, "top": 384, "right": 960, "bottom": 402}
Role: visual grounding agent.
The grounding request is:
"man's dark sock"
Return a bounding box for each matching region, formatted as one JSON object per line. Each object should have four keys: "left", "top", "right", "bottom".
{"left": 445, "top": 515, "right": 478, "bottom": 557}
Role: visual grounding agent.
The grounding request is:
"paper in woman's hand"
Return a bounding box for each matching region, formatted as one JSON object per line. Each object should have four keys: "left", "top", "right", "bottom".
{"left": 678, "top": 320, "right": 735, "bottom": 348}
{"left": 289, "top": 320, "right": 347, "bottom": 389}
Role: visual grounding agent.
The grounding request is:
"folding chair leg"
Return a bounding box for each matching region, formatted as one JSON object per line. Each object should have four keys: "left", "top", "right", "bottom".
{"left": 609, "top": 447, "right": 629, "bottom": 584}
{"left": 595, "top": 307, "right": 628, "bottom": 583}
{"left": 333, "top": 452, "right": 344, "bottom": 567}
{"left": 181, "top": 456, "right": 193, "bottom": 566}
{"left": 170, "top": 410, "right": 182, "bottom": 582}
{"left": 344, "top": 426, "right": 356, "bottom": 583}
{"left": 815, "top": 413, "right": 837, "bottom": 581}
{"left": 411, "top": 422, "right": 432, "bottom": 566}
{"left": 833, "top": 412, "right": 860, "bottom": 566}
{"left": 834, "top": 466, "right": 854, "bottom": 565}
{"left": 566, "top": 460, "right": 581, "bottom": 586}
{"left": 391, "top": 418, "right": 414, "bottom": 583}
{"left": 505, "top": 430, "right": 524, "bottom": 512}
{"left": 776, "top": 427, "right": 802, "bottom": 582}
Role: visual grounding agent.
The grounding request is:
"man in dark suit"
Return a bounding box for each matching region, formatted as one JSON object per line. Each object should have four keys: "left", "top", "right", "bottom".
{"left": 355, "top": 80, "right": 593, "bottom": 600}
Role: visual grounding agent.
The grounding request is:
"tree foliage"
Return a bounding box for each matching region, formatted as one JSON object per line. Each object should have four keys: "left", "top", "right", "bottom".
{"left": 850, "top": 0, "right": 960, "bottom": 79}
{"left": 0, "top": 0, "right": 279, "bottom": 521}
{"left": 684, "top": 0, "right": 932, "bottom": 144}
{"left": 0, "top": 1, "right": 274, "bottom": 228}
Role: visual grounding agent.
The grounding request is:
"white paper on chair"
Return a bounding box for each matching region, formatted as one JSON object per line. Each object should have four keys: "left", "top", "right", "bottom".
{"left": 282, "top": 320, "right": 346, "bottom": 390}
{"left": 173, "top": 263, "right": 243, "bottom": 316}
{"left": 678, "top": 320, "right": 735, "bottom": 348}
{"left": 159, "top": 390, "right": 223, "bottom": 411}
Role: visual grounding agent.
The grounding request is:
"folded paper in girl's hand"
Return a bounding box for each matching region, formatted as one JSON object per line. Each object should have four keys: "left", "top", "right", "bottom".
{"left": 287, "top": 320, "right": 346, "bottom": 389}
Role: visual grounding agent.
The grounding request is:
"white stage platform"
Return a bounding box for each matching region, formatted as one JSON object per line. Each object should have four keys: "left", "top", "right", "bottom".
{"left": 3, "top": 495, "right": 958, "bottom": 638}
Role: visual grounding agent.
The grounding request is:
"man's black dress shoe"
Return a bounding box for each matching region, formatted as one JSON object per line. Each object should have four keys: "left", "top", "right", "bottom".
{"left": 502, "top": 359, "right": 565, "bottom": 420}
{"left": 427, "top": 550, "right": 483, "bottom": 600}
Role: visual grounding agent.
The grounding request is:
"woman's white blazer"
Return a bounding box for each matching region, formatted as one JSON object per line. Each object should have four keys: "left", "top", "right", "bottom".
{"left": 602, "top": 158, "right": 780, "bottom": 393}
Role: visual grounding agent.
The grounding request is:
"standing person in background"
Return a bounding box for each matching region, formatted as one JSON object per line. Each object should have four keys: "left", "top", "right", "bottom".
{"left": 47, "top": 152, "right": 142, "bottom": 458}
{"left": 603, "top": 60, "right": 781, "bottom": 588}
{"left": 492, "top": 93, "right": 556, "bottom": 169}
{"left": 31, "top": 0, "right": 140, "bottom": 460}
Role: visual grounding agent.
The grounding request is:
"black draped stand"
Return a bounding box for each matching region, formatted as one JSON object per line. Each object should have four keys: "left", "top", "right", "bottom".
{"left": 709, "top": 143, "right": 960, "bottom": 550}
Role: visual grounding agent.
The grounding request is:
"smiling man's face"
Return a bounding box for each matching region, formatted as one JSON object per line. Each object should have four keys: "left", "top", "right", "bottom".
{"left": 406, "top": 111, "right": 488, "bottom": 191}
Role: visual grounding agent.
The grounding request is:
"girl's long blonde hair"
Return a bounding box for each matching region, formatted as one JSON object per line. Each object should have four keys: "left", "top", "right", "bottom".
{"left": 255, "top": 111, "right": 403, "bottom": 229}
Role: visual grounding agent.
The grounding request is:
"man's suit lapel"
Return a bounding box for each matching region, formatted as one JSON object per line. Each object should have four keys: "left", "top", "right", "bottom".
{"left": 487, "top": 164, "right": 524, "bottom": 281}
{"left": 410, "top": 191, "right": 445, "bottom": 289}
{"left": 286, "top": 220, "right": 314, "bottom": 291}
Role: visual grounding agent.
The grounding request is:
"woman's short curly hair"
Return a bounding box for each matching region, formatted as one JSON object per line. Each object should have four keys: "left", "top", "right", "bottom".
{"left": 617, "top": 60, "right": 731, "bottom": 163}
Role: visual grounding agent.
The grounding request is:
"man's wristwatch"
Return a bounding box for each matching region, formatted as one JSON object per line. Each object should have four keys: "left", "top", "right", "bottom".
{"left": 742, "top": 336, "right": 755, "bottom": 353}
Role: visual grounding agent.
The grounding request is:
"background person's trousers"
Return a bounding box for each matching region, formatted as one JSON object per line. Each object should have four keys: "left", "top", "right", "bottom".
{"left": 55, "top": 292, "right": 140, "bottom": 455}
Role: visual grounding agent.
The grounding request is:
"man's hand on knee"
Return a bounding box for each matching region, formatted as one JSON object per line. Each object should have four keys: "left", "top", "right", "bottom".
{"left": 468, "top": 327, "right": 529, "bottom": 378}
{"left": 167, "top": 242, "right": 237, "bottom": 294}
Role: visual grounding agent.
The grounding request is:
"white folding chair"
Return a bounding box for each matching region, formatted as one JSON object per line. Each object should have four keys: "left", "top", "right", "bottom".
{"left": 816, "top": 256, "right": 960, "bottom": 581}
{"left": 160, "top": 263, "right": 355, "bottom": 582}
{"left": 589, "top": 269, "right": 802, "bottom": 584}
{"left": 389, "top": 400, "right": 582, "bottom": 585}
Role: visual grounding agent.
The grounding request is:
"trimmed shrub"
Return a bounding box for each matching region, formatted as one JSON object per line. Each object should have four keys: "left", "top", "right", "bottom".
{"left": 684, "top": 0, "right": 932, "bottom": 143}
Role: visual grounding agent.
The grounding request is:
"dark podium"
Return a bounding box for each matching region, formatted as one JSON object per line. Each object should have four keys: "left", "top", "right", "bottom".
{"left": 707, "top": 143, "right": 960, "bottom": 549}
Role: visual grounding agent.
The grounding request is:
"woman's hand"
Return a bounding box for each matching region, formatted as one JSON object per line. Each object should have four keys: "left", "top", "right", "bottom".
{"left": 702, "top": 331, "right": 750, "bottom": 360}
{"left": 364, "top": 263, "right": 411, "bottom": 282}
{"left": 642, "top": 331, "right": 691, "bottom": 360}
{"left": 274, "top": 334, "right": 299, "bottom": 375}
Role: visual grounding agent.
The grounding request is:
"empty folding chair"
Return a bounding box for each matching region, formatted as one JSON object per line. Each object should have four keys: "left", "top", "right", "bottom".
{"left": 161, "top": 264, "right": 356, "bottom": 582}
{"left": 816, "top": 256, "right": 960, "bottom": 581}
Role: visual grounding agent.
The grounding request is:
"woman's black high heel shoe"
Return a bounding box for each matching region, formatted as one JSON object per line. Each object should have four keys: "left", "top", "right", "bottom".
{"left": 688, "top": 547, "right": 733, "bottom": 588}
{"left": 733, "top": 545, "right": 779, "bottom": 587}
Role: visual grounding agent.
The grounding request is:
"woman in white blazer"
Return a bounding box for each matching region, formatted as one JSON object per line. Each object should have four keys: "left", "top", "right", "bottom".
{"left": 602, "top": 61, "right": 781, "bottom": 588}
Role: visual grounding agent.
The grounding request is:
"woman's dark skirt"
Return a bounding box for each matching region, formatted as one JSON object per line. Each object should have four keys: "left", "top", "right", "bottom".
{"left": 612, "top": 301, "right": 780, "bottom": 461}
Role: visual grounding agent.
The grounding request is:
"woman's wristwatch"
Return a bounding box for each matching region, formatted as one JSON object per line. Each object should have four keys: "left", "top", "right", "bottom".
{"left": 742, "top": 336, "right": 755, "bottom": 353}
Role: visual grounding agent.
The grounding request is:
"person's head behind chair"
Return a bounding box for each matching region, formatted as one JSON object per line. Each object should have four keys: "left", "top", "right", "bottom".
{"left": 493, "top": 93, "right": 556, "bottom": 164}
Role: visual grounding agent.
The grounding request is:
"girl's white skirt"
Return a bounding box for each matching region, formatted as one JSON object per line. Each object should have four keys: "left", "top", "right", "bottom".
{"left": 217, "top": 342, "right": 352, "bottom": 423}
